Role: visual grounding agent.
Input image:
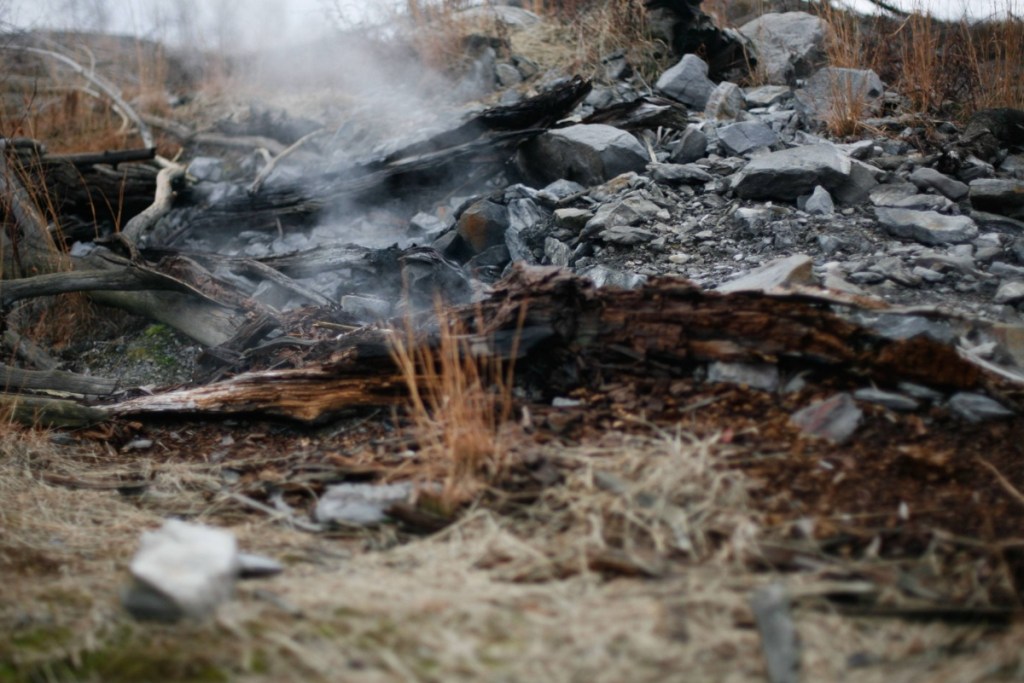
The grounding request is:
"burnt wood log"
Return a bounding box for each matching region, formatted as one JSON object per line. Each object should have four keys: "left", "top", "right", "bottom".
{"left": 84, "top": 267, "right": 1023, "bottom": 425}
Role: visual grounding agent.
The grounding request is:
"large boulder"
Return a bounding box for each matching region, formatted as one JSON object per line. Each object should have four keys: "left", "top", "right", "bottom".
{"left": 739, "top": 12, "right": 827, "bottom": 85}
{"left": 731, "top": 144, "right": 852, "bottom": 200}
{"left": 517, "top": 124, "right": 647, "bottom": 187}
{"left": 655, "top": 54, "right": 716, "bottom": 110}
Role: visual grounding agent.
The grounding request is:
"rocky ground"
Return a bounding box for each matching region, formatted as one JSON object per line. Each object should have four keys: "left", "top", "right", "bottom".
{"left": 3, "top": 4, "right": 1024, "bottom": 682}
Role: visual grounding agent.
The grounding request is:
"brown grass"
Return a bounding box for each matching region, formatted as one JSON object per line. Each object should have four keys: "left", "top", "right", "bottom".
{"left": 388, "top": 303, "right": 524, "bottom": 510}
{"left": 817, "top": 0, "right": 1024, "bottom": 123}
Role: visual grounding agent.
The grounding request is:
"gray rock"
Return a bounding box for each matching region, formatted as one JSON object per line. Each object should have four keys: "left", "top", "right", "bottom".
{"left": 870, "top": 182, "right": 919, "bottom": 206}
{"left": 538, "top": 179, "right": 586, "bottom": 201}
{"left": 705, "top": 81, "right": 746, "bottom": 120}
{"left": 456, "top": 199, "right": 510, "bottom": 254}
{"left": 507, "top": 198, "right": 548, "bottom": 233}
{"left": 518, "top": 124, "right": 647, "bottom": 187}
{"left": 554, "top": 207, "right": 592, "bottom": 231}
{"left": 495, "top": 62, "right": 522, "bottom": 87}
{"left": 731, "top": 144, "right": 852, "bottom": 200}
{"left": 899, "top": 382, "right": 945, "bottom": 402}
{"left": 739, "top": 12, "right": 827, "bottom": 84}
{"left": 875, "top": 207, "right": 978, "bottom": 245}
{"left": 670, "top": 124, "right": 709, "bottom": 163}
{"left": 187, "top": 157, "right": 224, "bottom": 182}
{"left": 410, "top": 211, "right": 446, "bottom": 235}
{"left": 866, "top": 314, "right": 956, "bottom": 343}
{"left": 718, "top": 254, "right": 816, "bottom": 293}
{"left": 718, "top": 121, "right": 779, "bottom": 157}
{"left": 853, "top": 388, "right": 920, "bottom": 411}
{"left": 796, "top": 67, "right": 885, "bottom": 122}
{"left": 832, "top": 159, "right": 881, "bottom": 205}
{"left": 947, "top": 392, "right": 1015, "bottom": 422}
{"left": 708, "top": 362, "right": 780, "bottom": 392}
{"left": 744, "top": 85, "right": 793, "bottom": 107}
{"left": 123, "top": 520, "right": 240, "bottom": 622}
{"left": 584, "top": 196, "right": 662, "bottom": 234}
{"left": 909, "top": 167, "right": 969, "bottom": 201}
{"left": 579, "top": 264, "right": 646, "bottom": 289}
{"left": 972, "top": 210, "right": 1024, "bottom": 233}
{"left": 656, "top": 54, "right": 715, "bottom": 109}
{"left": 341, "top": 294, "right": 391, "bottom": 320}
{"left": 236, "top": 553, "right": 285, "bottom": 579}
{"left": 599, "top": 225, "right": 657, "bottom": 246}
{"left": 315, "top": 482, "right": 415, "bottom": 525}
{"left": 648, "top": 162, "right": 714, "bottom": 185}
{"left": 969, "top": 178, "right": 1024, "bottom": 220}
{"left": 544, "top": 237, "right": 572, "bottom": 266}
{"left": 751, "top": 584, "right": 800, "bottom": 683}
{"left": 889, "top": 193, "right": 957, "bottom": 213}
{"left": 791, "top": 392, "right": 863, "bottom": 444}
{"left": 995, "top": 280, "right": 1024, "bottom": 304}
{"left": 803, "top": 185, "right": 834, "bottom": 215}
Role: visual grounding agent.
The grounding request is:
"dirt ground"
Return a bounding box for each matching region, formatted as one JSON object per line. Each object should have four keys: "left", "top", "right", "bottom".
{"left": 3, "top": 367, "right": 1024, "bottom": 682}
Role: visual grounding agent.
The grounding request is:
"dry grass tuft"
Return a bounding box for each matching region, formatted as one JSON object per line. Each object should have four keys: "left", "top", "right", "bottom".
{"left": 388, "top": 304, "right": 523, "bottom": 510}
{"left": 817, "top": 0, "right": 1024, "bottom": 123}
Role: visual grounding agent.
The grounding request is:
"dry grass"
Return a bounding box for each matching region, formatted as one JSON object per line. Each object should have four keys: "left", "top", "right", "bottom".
{"left": 816, "top": 0, "right": 1024, "bottom": 123}
{"left": 3, "top": 422, "right": 1021, "bottom": 682}
{"left": 388, "top": 304, "right": 523, "bottom": 510}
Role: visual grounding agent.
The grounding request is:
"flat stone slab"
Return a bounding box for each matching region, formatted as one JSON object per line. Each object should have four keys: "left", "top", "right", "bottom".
{"left": 731, "top": 144, "right": 852, "bottom": 200}
{"left": 718, "top": 120, "right": 779, "bottom": 157}
{"left": 518, "top": 123, "right": 647, "bottom": 187}
{"left": 875, "top": 207, "right": 978, "bottom": 245}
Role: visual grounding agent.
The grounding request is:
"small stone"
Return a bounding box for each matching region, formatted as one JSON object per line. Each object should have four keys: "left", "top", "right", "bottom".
{"left": 744, "top": 85, "right": 793, "bottom": 107}
{"left": 187, "top": 157, "right": 224, "bottom": 183}
{"left": 995, "top": 280, "right": 1024, "bottom": 304}
{"left": 874, "top": 208, "right": 978, "bottom": 245}
{"left": 456, "top": 199, "right": 510, "bottom": 254}
{"left": 123, "top": 520, "right": 240, "bottom": 622}
{"left": 970, "top": 178, "right": 1024, "bottom": 220}
{"left": 554, "top": 208, "right": 592, "bottom": 231}
{"left": 909, "top": 167, "right": 969, "bottom": 201}
{"left": 707, "top": 362, "right": 780, "bottom": 392}
{"left": 718, "top": 120, "right": 779, "bottom": 157}
{"left": 656, "top": 54, "right": 715, "bottom": 109}
{"left": 947, "top": 392, "right": 1015, "bottom": 422}
{"left": 704, "top": 81, "right": 746, "bottom": 120}
{"left": 648, "top": 162, "right": 714, "bottom": 185}
{"left": 342, "top": 295, "right": 391, "bottom": 320}
{"left": 853, "top": 388, "right": 919, "bottom": 411}
{"left": 599, "top": 225, "right": 656, "bottom": 246}
{"left": 803, "top": 185, "right": 834, "bottom": 215}
{"left": 791, "top": 393, "right": 863, "bottom": 444}
{"left": 315, "top": 482, "right": 415, "bottom": 526}
{"left": 544, "top": 237, "right": 572, "bottom": 266}
{"left": 718, "top": 254, "right": 816, "bottom": 293}
{"left": 670, "top": 124, "right": 709, "bottom": 164}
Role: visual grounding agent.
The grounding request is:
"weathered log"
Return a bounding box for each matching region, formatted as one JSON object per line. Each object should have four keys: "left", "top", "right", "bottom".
{"left": 0, "top": 363, "right": 118, "bottom": 395}
{"left": 80, "top": 267, "right": 1022, "bottom": 425}
{"left": 51, "top": 147, "right": 157, "bottom": 169}
{"left": 0, "top": 264, "right": 224, "bottom": 308}
{"left": 0, "top": 148, "right": 249, "bottom": 346}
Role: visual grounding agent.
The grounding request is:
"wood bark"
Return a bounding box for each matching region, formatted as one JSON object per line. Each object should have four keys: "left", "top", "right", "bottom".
{"left": 71, "top": 267, "right": 1020, "bottom": 425}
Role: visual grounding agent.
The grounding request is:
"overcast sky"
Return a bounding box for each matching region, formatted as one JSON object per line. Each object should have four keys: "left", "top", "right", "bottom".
{"left": 1, "top": 0, "right": 1014, "bottom": 51}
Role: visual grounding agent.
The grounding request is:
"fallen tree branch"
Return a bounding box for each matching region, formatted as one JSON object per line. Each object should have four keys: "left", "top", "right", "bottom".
{"left": 5, "top": 46, "right": 155, "bottom": 148}
{"left": 249, "top": 129, "right": 325, "bottom": 196}
{"left": 120, "top": 163, "right": 186, "bottom": 243}
{"left": 0, "top": 363, "right": 118, "bottom": 395}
